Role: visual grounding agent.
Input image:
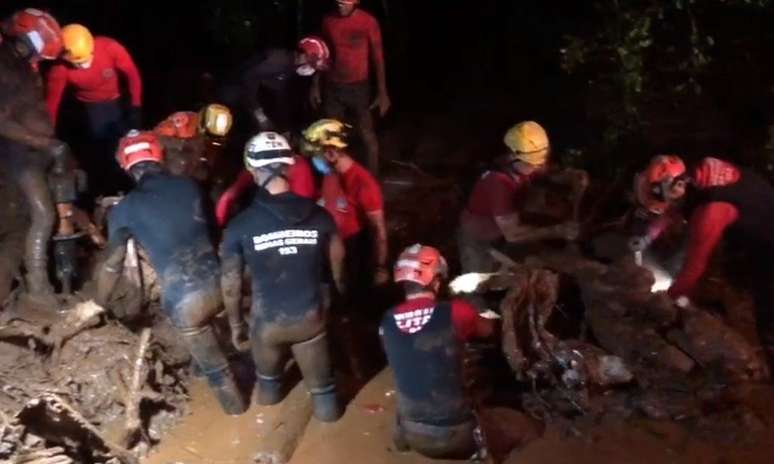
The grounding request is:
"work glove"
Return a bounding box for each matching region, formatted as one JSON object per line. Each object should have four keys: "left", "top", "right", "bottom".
{"left": 628, "top": 235, "right": 651, "bottom": 252}
{"left": 127, "top": 106, "right": 142, "bottom": 130}
{"left": 230, "top": 322, "right": 250, "bottom": 352}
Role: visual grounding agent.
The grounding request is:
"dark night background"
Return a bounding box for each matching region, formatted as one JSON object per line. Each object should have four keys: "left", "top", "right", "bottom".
{"left": 4, "top": 0, "right": 774, "bottom": 177}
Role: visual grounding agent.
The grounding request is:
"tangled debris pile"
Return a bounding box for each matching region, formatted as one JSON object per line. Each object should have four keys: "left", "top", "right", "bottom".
{"left": 456, "top": 247, "right": 767, "bottom": 428}
{"left": 0, "top": 301, "right": 190, "bottom": 464}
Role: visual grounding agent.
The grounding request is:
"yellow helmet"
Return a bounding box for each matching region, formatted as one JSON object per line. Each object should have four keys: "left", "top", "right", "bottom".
{"left": 198, "top": 104, "right": 233, "bottom": 137}
{"left": 62, "top": 24, "right": 94, "bottom": 64}
{"left": 503, "top": 121, "right": 550, "bottom": 166}
{"left": 302, "top": 118, "right": 351, "bottom": 149}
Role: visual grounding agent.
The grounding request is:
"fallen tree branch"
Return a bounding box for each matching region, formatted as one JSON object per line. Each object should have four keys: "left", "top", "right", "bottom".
{"left": 253, "top": 383, "right": 313, "bottom": 464}
{"left": 118, "top": 328, "right": 151, "bottom": 448}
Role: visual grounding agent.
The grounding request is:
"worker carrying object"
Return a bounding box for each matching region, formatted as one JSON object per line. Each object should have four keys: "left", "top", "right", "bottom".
{"left": 220, "top": 131, "right": 346, "bottom": 422}
{"left": 95, "top": 130, "right": 246, "bottom": 416}
{"left": 380, "top": 244, "right": 495, "bottom": 459}
{"left": 457, "top": 121, "right": 588, "bottom": 274}
{"left": 0, "top": 8, "right": 70, "bottom": 310}
{"left": 631, "top": 155, "right": 774, "bottom": 358}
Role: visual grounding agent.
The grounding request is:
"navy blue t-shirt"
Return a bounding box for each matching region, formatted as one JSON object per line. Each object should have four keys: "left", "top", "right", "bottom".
{"left": 220, "top": 191, "right": 336, "bottom": 325}
{"left": 107, "top": 172, "right": 219, "bottom": 310}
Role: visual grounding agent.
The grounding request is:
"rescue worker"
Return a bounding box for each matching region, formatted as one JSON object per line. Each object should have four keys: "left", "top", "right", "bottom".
{"left": 95, "top": 130, "right": 246, "bottom": 416}
{"left": 153, "top": 104, "right": 233, "bottom": 181}
{"left": 381, "top": 244, "right": 495, "bottom": 459}
{"left": 214, "top": 153, "right": 316, "bottom": 227}
{"left": 46, "top": 24, "right": 143, "bottom": 195}
{"left": 312, "top": 0, "right": 390, "bottom": 175}
{"left": 220, "top": 132, "right": 345, "bottom": 422}
{"left": 0, "top": 9, "right": 70, "bottom": 308}
{"left": 302, "top": 118, "right": 389, "bottom": 288}
{"left": 218, "top": 36, "right": 330, "bottom": 134}
{"left": 630, "top": 155, "right": 774, "bottom": 354}
{"left": 457, "top": 121, "right": 586, "bottom": 274}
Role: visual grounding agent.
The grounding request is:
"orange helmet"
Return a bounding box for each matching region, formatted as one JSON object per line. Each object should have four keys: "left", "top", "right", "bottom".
{"left": 635, "top": 155, "right": 688, "bottom": 214}
{"left": 116, "top": 130, "right": 164, "bottom": 171}
{"left": 394, "top": 244, "right": 448, "bottom": 287}
{"left": 297, "top": 36, "right": 330, "bottom": 74}
{"left": 6, "top": 9, "right": 63, "bottom": 60}
{"left": 154, "top": 112, "right": 199, "bottom": 139}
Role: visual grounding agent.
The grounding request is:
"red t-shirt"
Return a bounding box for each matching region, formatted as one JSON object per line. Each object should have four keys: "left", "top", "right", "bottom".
{"left": 668, "top": 158, "right": 741, "bottom": 298}
{"left": 319, "top": 161, "right": 383, "bottom": 239}
{"left": 46, "top": 36, "right": 143, "bottom": 126}
{"left": 393, "top": 297, "right": 481, "bottom": 342}
{"left": 215, "top": 155, "right": 317, "bottom": 227}
{"left": 459, "top": 169, "right": 538, "bottom": 242}
{"left": 322, "top": 9, "right": 384, "bottom": 84}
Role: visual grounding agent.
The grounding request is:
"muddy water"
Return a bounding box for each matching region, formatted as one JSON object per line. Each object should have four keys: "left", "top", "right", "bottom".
{"left": 146, "top": 374, "right": 774, "bottom": 464}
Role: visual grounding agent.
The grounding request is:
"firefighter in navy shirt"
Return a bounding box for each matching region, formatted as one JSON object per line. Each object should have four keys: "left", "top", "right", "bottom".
{"left": 220, "top": 132, "right": 346, "bottom": 422}
{"left": 95, "top": 130, "right": 246, "bottom": 416}
{"left": 380, "top": 244, "right": 495, "bottom": 459}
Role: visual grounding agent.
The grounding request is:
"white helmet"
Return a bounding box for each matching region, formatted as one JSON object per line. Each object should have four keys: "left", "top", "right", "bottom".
{"left": 244, "top": 132, "right": 295, "bottom": 169}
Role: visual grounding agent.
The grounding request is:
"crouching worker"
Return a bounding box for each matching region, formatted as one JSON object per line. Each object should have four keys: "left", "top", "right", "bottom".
{"left": 95, "top": 130, "right": 246, "bottom": 416}
{"left": 380, "top": 244, "right": 495, "bottom": 459}
{"left": 220, "top": 132, "right": 346, "bottom": 421}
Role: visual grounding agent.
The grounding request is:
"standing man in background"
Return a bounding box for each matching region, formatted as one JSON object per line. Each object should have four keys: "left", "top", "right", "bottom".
{"left": 46, "top": 23, "right": 142, "bottom": 194}
{"left": 312, "top": 0, "right": 390, "bottom": 176}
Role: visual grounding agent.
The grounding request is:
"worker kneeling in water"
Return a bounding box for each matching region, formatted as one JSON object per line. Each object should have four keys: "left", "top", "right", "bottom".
{"left": 220, "top": 132, "right": 346, "bottom": 421}
{"left": 380, "top": 244, "right": 495, "bottom": 459}
{"left": 95, "top": 130, "right": 246, "bottom": 416}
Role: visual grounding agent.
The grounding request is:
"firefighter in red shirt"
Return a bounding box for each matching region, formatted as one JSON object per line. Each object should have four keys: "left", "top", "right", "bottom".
{"left": 311, "top": 0, "right": 390, "bottom": 176}
{"left": 46, "top": 24, "right": 142, "bottom": 194}
{"left": 302, "top": 118, "right": 389, "bottom": 287}
{"left": 381, "top": 244, "right": 494, "bottom": 458}
{"left": 631, "top": 155, "right": 774, "bottom": 353}
{"left": 458, "top": 121, "right": 586, "bottom": 274}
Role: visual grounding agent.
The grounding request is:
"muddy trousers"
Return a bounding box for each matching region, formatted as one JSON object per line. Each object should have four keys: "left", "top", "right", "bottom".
{"left": 178, "top": 324, "right": 247, "bottom": 415}
{"left": 323, "top": 81, "right": 379, "bottom": 176}
{"left": 252, "top": 331, "right": 341, "bottom": 422}
{"left": 394, "top": 416, "right": 478, "bottom": 459}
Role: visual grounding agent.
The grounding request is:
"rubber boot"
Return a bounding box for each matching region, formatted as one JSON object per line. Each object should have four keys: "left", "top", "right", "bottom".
{"left": 310, "top": 386, "right": 342, "bottom": 422}
{"left": 255, "top": 375, "right": 283, "bottom": 406}
{"left": 180, "top": 325, "right": 247, "bottom": 415}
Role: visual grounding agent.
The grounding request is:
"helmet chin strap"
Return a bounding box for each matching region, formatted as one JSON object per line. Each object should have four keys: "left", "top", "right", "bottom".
{"left": 258, "top": 165, "right": 289, "bottom": 190}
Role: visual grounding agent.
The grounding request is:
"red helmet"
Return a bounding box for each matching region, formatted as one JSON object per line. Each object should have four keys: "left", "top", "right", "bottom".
{"left": 297, "top": 36, "right": 330, "bottom": 73}
{"left": 116, "top": 130, "right": 164, "bottom": 171}
{"left": 5, "top": 9, "right": 63, "bottom": 60}
{"left": 635, "top": 155, "right": 687, "bottom": 214}
{"left": 394, "top": 244, "right": 448, "bottom": 287}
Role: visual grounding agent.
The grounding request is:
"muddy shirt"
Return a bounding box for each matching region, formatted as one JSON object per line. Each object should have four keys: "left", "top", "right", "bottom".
{"left": 107, "top": 172, "right": 219, "bottom": 310}
{"left": 220, "top": 191, "right": 336, "bottom": 326}
{"left": 322, "top": 9, "right": 384, "bottom": 84}
{"left": 380, "top": 297, "right": 478, "bottom": 426}
{"left": 319, "top": 160, "right": 383, "bottom": 239}
{"left": 46, "top": 36, "right": 142, "bottom": 126}
{"left": 0, "top": 42, "right": 54, "bottom": 164}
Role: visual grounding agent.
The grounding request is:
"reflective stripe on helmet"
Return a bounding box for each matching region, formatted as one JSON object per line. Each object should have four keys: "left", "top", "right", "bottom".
{"left": 123, "top": 142, "right": 152, "bottom": 155}
{"left": 245, "top": 156, "right": 295, "bottom": 169}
